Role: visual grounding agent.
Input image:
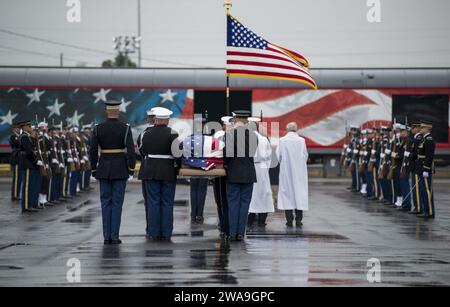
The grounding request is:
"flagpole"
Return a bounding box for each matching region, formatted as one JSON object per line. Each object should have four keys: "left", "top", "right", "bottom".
{"left": 224, "top": 0, "right": 232, "bottom": 115}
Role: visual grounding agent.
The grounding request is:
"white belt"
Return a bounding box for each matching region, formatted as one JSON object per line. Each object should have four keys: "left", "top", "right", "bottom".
{"left": 147, "top": 154, "right": 174, "bottom": 160}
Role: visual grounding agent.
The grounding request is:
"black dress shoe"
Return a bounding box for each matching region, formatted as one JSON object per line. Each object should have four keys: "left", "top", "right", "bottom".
{"left": 104, "top": 240, "right": 111, "bottom": 245}
{"left": 110, "top": 239, "right": 122, "bottom": 245}
{"left": 195, "top": 216, "right": 204, "bottom": 224}
{"left": 408, "top": 211, "right": 420, "bottom": 215}
{"left": 286, "top": 221, "right": 294, "bottom": 228}
{"left": 367, "top": 196, "right": 377, "bottom": 201}
{"left": 296, "top": 221, "right": 303, "bottom": 227}
{"left": 22, "top": 208, "right": 38, "bottom": 213}
{"left": 160, "top": 237, "right": 172, "bottom": 242}
{"left": 236, "top": 235, "right": 244, "bottom": 241}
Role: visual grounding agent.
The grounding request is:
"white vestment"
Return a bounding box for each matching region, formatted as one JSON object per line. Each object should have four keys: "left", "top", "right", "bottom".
{"left": 249, "top": 132, "right": 274, "bottom": 213}
{"left": 276, "top": 132, "right": 309, "bottom": 211}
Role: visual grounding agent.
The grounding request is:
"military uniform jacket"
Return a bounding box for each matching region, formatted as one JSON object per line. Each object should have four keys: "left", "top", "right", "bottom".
{"left": 18, "top": 133, "right": 38, "bottom": 170}
{"left": 9, "top": 133, "right": 20, "bottom": 165}
{"left": 415, "top": 133, "right": 435, "bottom": 175}
{"left": 89, "top": 118, "right": 136, "bottom": 180}
{"left": 138, "top": 125, "right": 180, "bottom": 182}
{"left": 224, "top": 124, "right": 257, "bottom": 184}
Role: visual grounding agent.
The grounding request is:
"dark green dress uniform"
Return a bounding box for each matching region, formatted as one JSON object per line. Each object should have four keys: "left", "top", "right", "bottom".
{"left": 18, "top": 121, "right": 39, "bottom": 213}
{"left": 89, "top": 100, "right": 136, "bottom": 244}
{"left": 416, "top": 123, "right": 435, "bottom": 218}
{"left": 9, "top": 126, "right": 21, "bottom": 201}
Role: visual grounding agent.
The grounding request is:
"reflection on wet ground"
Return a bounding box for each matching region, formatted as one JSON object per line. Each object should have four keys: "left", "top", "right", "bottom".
{"left": 0, "top": 181, "right": 449, "bottom": 286}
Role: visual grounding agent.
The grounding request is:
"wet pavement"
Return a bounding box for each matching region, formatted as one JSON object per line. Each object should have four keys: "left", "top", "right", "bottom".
{"left": 0, "top": 180, "right": 449, "bottom": 287}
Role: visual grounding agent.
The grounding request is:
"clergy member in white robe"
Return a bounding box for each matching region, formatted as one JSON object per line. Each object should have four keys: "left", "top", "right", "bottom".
{"left": 276, "top": 122, "right": 309, "bottom": 227}
{"left": 247, "top": 118, "right": 274, "bottom": 228}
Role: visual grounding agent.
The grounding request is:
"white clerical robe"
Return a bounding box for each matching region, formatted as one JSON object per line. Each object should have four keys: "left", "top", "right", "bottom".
{"left": 276, "top": 132, "right": 309, "bottom": 211}
{"left": 249, "top": 132, "right": 274, "bottom": 213}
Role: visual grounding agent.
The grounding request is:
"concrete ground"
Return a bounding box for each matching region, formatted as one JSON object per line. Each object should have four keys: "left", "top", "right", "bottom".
{"left": 0, "top": 180, "right": 449, "bottom": 287}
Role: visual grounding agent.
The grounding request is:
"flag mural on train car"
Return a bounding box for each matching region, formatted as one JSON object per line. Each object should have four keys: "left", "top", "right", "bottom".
{"left": 1, "top": 87, "right": 449, "bottom": 149}
{"left": 0, "top": 88, "right": 193, "bottom": 145}
{"left": 252, "top": 88, "right": 450, "bottom": 148}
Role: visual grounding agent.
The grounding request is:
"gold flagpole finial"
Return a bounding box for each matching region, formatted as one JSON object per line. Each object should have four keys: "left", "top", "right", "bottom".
{"left": 224, "top": 0, "right": 232, "bottom": 13}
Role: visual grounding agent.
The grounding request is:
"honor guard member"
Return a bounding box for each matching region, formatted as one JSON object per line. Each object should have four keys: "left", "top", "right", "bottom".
{"left": 137, "top": 109, "right": 156, "bottom": 235}
{"left": 397, "top": 124, "right": 412, "bottom": 211}
{"left": 48, "top": 126, "right": 61, "bottom": 203}
{"left": 60, "top": 125, "right": 72, "bottom": 199}
{"left": 416, "top": 120, "right": 435, "bottom": 219}
{"left": 368, "top": 128, "right": 381, "bottom": 201}
{"left": 82, "top": 125, "right": 93, "bottom": 191}
{"left": 37, "top": 122, "right": 51, "bottom": 208}
{"left": 224, "top": 110, "right": 257, "bottom": 241}
{"left": 89, "top": 100, "right": 136, "bottom": 245}
{"left": 378, "top": 126, "right": 392, "bottom": 204}
{"left": 359, "top": 129, "right": 370, "bottom": 197}
{"left": 10, "top": 122, "right": 22, "bottom": 201}
{"left": 213, "top": 116, "right": 233, "bottom": 238}
{"left": 18, "top": 120, "right": 40, "bottom": 213}
{"left": 408, "top": 122, "right": 423, "bottom": 214}
{"left": 139, "top": 107, "right": 181, "bottom": 242}
{"left": 69, "top": 127, "right": 82, "bottom": 196}
{"left": 349, "top": 126, "right": 361, "bottom": 193}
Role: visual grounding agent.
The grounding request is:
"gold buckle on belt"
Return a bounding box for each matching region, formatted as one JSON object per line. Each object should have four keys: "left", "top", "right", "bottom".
{"left": 100, "top": 148, "right": 126, "bottom": 154}
{"left": 418, "top": 155, "right": 425, "bottom": 159}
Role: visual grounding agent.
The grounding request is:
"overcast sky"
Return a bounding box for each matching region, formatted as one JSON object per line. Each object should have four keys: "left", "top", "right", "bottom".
{"left": 0, "top": 0, "right": 449, "bottom": 68}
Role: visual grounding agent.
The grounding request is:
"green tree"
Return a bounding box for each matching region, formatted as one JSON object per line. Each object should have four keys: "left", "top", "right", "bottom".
{"left": 101, "top": 53, "right": 137, "bottom": 68}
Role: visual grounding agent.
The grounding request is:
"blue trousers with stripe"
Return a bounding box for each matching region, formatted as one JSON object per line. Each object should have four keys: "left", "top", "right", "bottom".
{"left": 20, "top": 169, "right": 39, "bottom": 211}
{"left": 419, "top": 175, "right": 435, "bottom": 217}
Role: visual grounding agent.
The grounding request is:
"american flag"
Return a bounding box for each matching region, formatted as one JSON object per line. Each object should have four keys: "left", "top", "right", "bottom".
{"left": 226, "top": 14, "right": 317, "bottom": 89}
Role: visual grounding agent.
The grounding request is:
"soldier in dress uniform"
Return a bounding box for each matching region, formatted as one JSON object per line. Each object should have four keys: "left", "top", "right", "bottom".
{"left": 408, "top": 122, "right": 423, "bottom": 215}
{"left": 396, "top": 124, "right": 412, "bottom": 210}
{"left": 416, "top": 120, "right": 435, "bottom": 219}
{"left": 368, "top": 128, "right": 381, "bottom": 201}
{"left": 89, "top": 100, "right": 136, "bottom": 245}
{"left": 349, "top": 126, "right": 361, "bottom": 193}
{"left": 82, "top": 125, "right": 93, "bottom": 191}
{"left": 224, "top": 110, "right": 257, "bottom": 241}
{"left": 378, "top": 126, "right": 392, "bottom": 204}
{"left": 139, "top": 107, "right": 180, "bottom": 242}
{"left": 37, "top": 122, "right": 52, "bottom": 208}
{"left": 69, "top": 126, "right": 82, "bottom": 196}
{"left": 60, "top": 125, "right": 73, "bottom": 200}
{"left": 137, "top": 109, "right": 155, "bottom": 235}
{"left": 18, "top": 120, "right": 40, "bottom": 213}
{"left": 48, "top": 126, "right": 62, "bottom": 203}
{"left": 9, "top": 122, "right": 22, "bottom": 201}
{"left": 213, "top": 116, "right": 233, "bottom": 238}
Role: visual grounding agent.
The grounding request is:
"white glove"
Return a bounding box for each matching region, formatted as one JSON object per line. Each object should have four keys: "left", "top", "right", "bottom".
{"left": 423, "top": 171, "right": 429, "bottom": 178}
{"left": 83, "top": 156, "right": 89, "bottom": 161}
{"left": 346, "top": 148, "right": 351, "bottom": 153}
{"left": 380, "top": 153, "right": 386, "bottom": 159}
{"left": 67, "top": 158, "right": 74, "bottom": 163}
{"left": 80, "top": 160, "right": 86, "bottom": 164}
{"left": 52, "top": 159, "right": 58, "bottom": 164}
{"left": 74, "top": 158, "right": 79, "bottom": 163}
{"left": 363, "top": 151, "right": 368, "bottom": 156}
{"left": 36, "top": 160, "right": 43, "bottom": 166}
{"left": 385, "top": 149, "right": 391, "bottom": 155}
{"left": 343, "top": 144, "right": 348, "bottom": 149}
{"left": 353, "top": 150, "right": 359, "bottom": 154}
{"left": 404, "top": 151, "right": 410, "bottom": 157}
{"left": 391, "top": 152, "right": 397, "bottom": 158}
{"left": 128, "top": 175, "right": 134, "bottom": 181}
{"left": 371, "top": 150, "right": 376, "bottom": 155}
{"left": 59, "top": 163, "right": 65, "bottom": 168}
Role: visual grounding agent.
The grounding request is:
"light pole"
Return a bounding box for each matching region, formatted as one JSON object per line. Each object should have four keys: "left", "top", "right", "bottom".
{"left": 112, "top": 36, "right": 142, "bottom": 67}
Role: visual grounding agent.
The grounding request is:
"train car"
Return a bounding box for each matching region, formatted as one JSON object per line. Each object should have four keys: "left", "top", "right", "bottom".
{"left": 1, "top": 67, "right": 449, "bottom": 162}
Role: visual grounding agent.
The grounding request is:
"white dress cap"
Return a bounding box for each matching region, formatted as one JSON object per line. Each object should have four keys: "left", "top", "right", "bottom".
{"left": 151, "top": 107, "right": 173, "bottom": 119}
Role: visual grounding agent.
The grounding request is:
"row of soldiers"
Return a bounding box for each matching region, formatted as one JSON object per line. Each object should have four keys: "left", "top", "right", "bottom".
{"left": 341, "top": 120, "right": 436, "bottom": 219}
{"left": 9, "top": 120, "right": 93, "bottom": 213}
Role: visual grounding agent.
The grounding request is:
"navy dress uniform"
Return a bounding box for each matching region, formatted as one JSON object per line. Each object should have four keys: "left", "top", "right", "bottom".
{"left": 416, "top": 121, "right": 436, "bottom": 218}
{"left": 138, "top": 107, "right": 181, "bottom": 241}
{"left": 9, "top": 123, "right": 22, "bottom": 201}
{"left": 89, "top": 100, "right": 136, "bottom": 244}
{"left": 224, "top": 110, "right": 257, "bottom": 241}
{"left": 137, "top": 109, "right": 155, "bottom": 234}
{"left": 18, "top": 121, "right": 40, "bottom": 213}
